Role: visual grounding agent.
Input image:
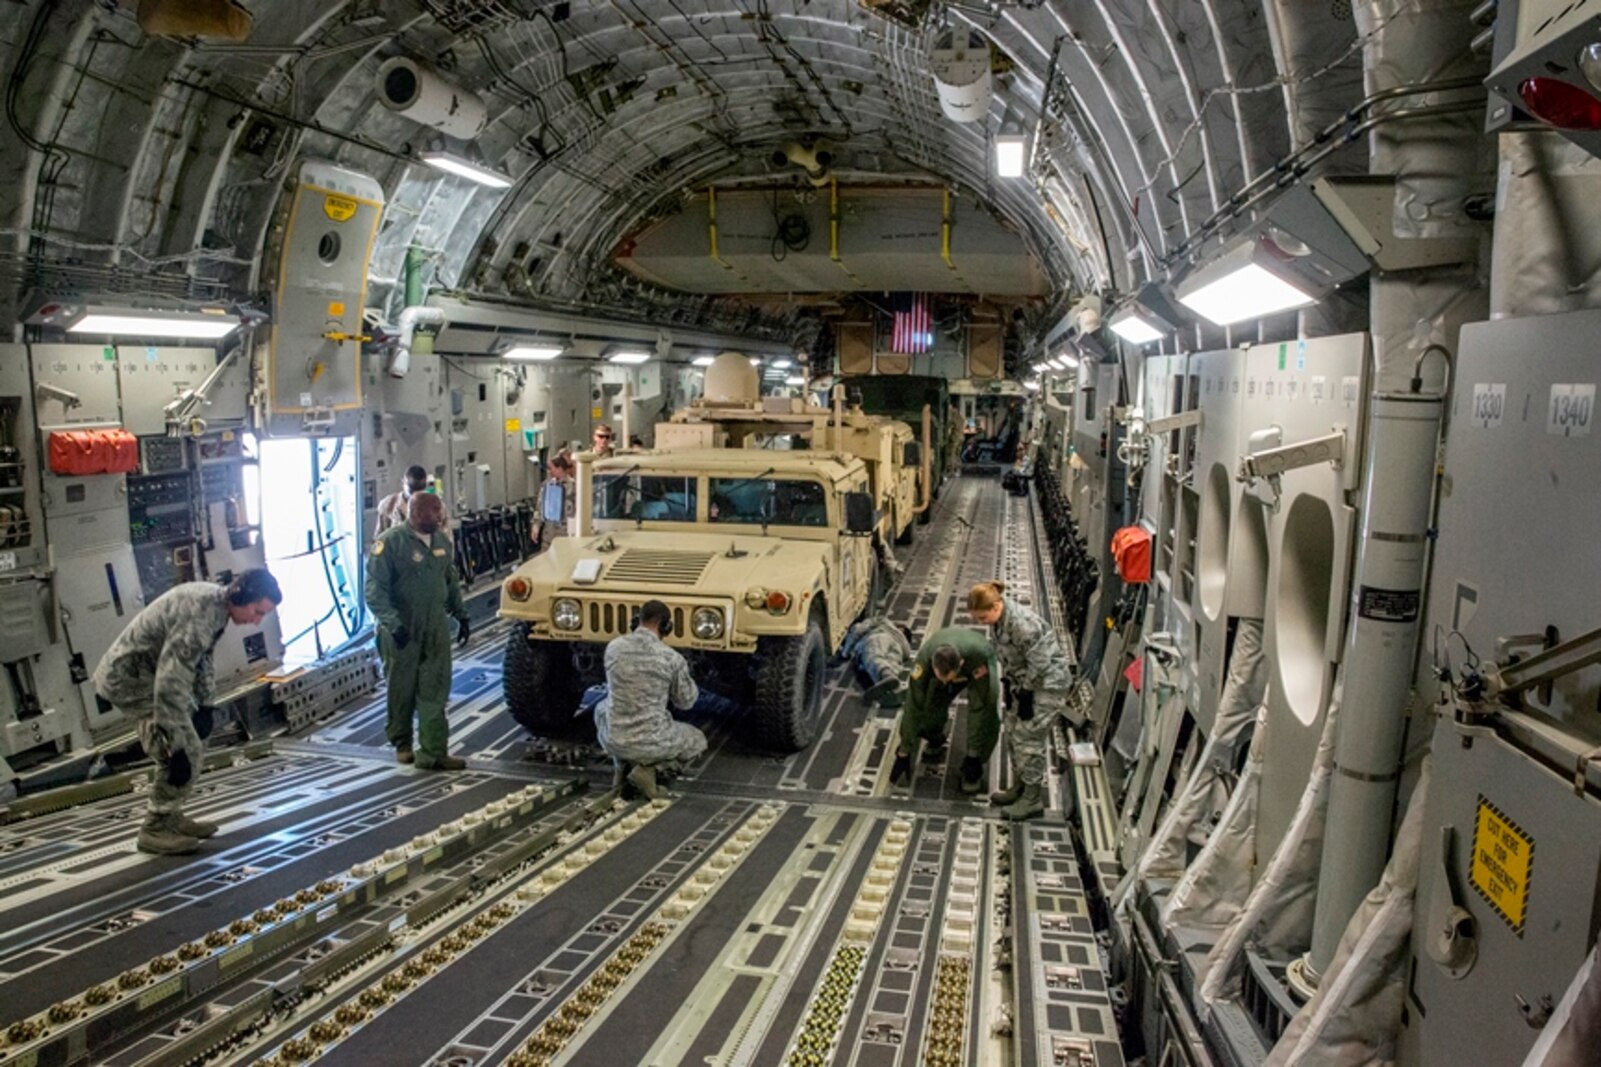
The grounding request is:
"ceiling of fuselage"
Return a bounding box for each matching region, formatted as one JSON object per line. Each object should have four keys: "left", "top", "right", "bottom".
{"left": 0, "top": 0, "right": 1369, "bottom": 337}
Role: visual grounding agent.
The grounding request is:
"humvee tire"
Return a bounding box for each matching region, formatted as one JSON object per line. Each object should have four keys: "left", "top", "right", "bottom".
{"left": 752, "top": 612, "right": 828, "bottom": 751}
{"left": 504, "top": 624, "right": 582, "bottom": 736}
{"left": 895, "top": 511, "right": 915, "bottom": 546}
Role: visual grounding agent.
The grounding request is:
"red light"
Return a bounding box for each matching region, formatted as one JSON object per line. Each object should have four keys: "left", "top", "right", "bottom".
{"left": 765, "top": 590, "right": 791, "bottom": 613}
{"left": 506, "top": 577, "right": 532, "bottom": 601}
{"left": 1519, "top": 77, "right": 1601, "bottom": 131}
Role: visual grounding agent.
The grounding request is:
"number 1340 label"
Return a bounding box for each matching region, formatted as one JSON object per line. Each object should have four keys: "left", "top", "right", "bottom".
{"left": 1547, "top": 384, "right": 1595, "bottom": 438}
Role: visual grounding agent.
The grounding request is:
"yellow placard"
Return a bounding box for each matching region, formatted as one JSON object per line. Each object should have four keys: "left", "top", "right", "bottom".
{"left": 1471, "top": 796, "right": 1534, "bottom": 935}
{"left": 323, "top": 194, "right": 357, "bottom": 222}
{"left": 505, "top": 418, "right": 522, "bottom": 433}
{"left": 328, "top": 301, "right": 346, "bottom": 317}
{"left": 591, "top": 407, "right": 604, "bottom": 420}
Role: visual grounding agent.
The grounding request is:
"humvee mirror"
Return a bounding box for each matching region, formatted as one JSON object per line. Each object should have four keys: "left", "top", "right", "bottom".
{"left": 902, "top": 441, "right": 921, "bottom": 468}
{"left": 843, "top": 491, "right": 875, "bottom": 535}
{"left": 540, "top": 480, "right": 566, "bottom": 523}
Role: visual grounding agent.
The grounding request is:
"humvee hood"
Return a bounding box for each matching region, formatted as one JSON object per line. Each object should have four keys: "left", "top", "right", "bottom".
{"left": 549, "top": 532, "right": 835, "bottom": 593}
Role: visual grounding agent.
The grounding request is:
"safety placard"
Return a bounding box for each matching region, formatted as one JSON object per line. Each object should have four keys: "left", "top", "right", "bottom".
{"left": 322, "top": 194, "right": 357, "bottom": 222}
{"left": 1470, "top": 795, "right": 1534, "bottom": 935}
{"left": 505, "top": 418, "right": 522, "bottom": 433}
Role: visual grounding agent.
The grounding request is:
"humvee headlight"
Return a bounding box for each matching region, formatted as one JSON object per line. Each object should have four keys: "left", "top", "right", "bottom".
{"left": 552, "top": 598, "right": 583, "bottom": 631}
{"left": 505, "top": 577, "right": 532, "bottom": 602}
{"left": 691, "top": 608, "right": 725, "bottom": 640}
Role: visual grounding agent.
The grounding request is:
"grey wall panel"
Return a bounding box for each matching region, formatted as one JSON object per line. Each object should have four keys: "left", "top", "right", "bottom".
{"left": 114, "top": 346, "right": 217, "bottom": 436}
{"left": 29, "top": 344, "right": 122, "bottom": 430}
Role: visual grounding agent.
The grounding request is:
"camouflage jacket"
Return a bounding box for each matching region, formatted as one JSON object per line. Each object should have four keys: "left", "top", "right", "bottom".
{"left": 841, "top": 618, "right": 914, "bottom": 672}
{"left": 596, "top": 628, "right": 699, "bottom": 757}
{"left": 991, "top": 596, "right": 1072, "bottom": 693}
{"left": 92, "top": 582, "right": 230, "bottom": 728}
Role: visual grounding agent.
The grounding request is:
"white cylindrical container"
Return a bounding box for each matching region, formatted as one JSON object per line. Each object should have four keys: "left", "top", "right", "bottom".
{"left": 376, "top": 57, "right": 488, "bottom": 140}
{"left": 929, "top": 29, "right": 992, "bottom": 124}
{"left": 1307, "top": 389, "right": 1444, "bottom": 978}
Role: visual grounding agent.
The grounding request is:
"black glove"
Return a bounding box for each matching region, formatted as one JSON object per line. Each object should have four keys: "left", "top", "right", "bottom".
{"left": 1017, "top": 689, "right": 1036, "bottom": 722}
{"left": 166, "top": 749, "right": 193, "bottom": 788}
{"left": 191, "top": 705, "right": 217, "bottom": 741}
{"left": 455, "top": 616, "right": 471, "bottom": 647}
{"left": 391, "top": 627, "right": 410, "bottom": 650}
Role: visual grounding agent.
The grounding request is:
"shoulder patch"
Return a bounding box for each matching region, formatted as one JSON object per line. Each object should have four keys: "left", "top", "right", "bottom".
{"left": 911, "top": 662, "right": 924, "bottom": 680}
{"left": 371, "top": 540, "right": 385, "bottom": 555}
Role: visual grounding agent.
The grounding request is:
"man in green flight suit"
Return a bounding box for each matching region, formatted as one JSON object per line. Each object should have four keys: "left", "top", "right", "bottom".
{"left": 365, "top": 492, "right": 471, "bottom": 770}
{"left": 889, "top": 626, "right": 999, "bottom": 795}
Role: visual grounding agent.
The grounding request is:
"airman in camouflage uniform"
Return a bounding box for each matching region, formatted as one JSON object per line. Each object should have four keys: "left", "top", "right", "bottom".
{"left": 595, "top": 600, "right": 707, "bottom": 799}
{"left": 969, "top": 581, "right": 1074, "bottom": 820}
{"left": 890, "top": 626, "right": 999, "bottom": 795}
{"left": 840, "top": 617, "right": 916, "bottom": 707}
{"left": 93, "top": 569, "right": 282, "bottom": 855}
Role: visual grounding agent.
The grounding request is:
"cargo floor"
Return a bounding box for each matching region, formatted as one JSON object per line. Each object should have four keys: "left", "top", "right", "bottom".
{"left": 0, "top": 476, "right": 1123, "bottom": 1067}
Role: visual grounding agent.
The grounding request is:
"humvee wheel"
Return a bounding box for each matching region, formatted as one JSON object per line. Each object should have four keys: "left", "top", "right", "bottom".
{"left": 504, "top": 624, "right": 582, "bottom": 736}
{"left": 895, "top": 512, "right": 915, "bottom": 546}
{"left": 752, "top": 613, "right": 828, "bottom": 752}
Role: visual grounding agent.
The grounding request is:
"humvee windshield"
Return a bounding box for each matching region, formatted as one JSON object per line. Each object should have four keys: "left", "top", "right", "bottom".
{"left": 709, "top": 477, "right": 827, "bottom": 527}
{"left": 593, "top": 473, "right": 698, "bottom": 521}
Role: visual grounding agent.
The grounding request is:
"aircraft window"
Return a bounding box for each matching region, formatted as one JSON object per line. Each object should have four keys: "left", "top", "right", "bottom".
{"left": 709, "top": 478, "right": 827, "bottom": 527}
{"left": 593, "top": 474, "right": 697, "bottom": 521}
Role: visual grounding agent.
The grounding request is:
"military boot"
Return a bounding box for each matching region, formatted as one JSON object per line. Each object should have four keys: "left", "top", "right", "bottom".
{"left": 989, "top": 779, "right": 1024, "bottom": 807}
{"left": 137, "top": 813, "right": 201, "bottom": 856}
{"left": 171, "top": 812, "right": 218, "bottom": 839}
{"left": 1002, "top": 781, "right": 1045, "bottom": 821}
{"left": 889, "top": 749, "right": 913, "bottom": 789}
{"left": 627, "top": 763, "right": 662, "bottom": 800}
{"left": 921, "top": 735, "right": 948, "bottom": 763}
{"left": 863, "top": 676, "right": 898, "bottom": 705}
{"left": 958, "top": 757, "right": 986, "bottom": 796}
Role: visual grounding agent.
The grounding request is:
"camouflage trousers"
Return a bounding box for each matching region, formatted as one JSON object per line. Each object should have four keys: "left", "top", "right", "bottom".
{"left": 131, "top": 707, "right": 203, "bottom": 816}
{"left": 1004, "top": 690, "right": 1066, "bottom": 786}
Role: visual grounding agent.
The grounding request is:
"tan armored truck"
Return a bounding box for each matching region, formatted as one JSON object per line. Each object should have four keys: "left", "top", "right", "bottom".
{"left": 498, "top": 444, "right": 881, "bottom": 751}
{"left": 657, "top": 354, "right": 932, "bottom": 548}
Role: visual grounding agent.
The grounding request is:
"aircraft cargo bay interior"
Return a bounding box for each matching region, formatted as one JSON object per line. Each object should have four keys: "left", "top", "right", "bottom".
{"left": 0, "top": 1, "right": 1598, "bottom": 1066}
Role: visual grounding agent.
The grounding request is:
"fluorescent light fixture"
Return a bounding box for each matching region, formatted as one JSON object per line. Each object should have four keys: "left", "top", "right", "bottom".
{"left": 609, "top": 350, "right": 652, "bottom": 365}
{"left": 67, "top": 307, "right": 239, "bottom": 339}
{"left": 772, "top": 359, "right": 793, "bottom": 369}
{"left": 502, "top": 344, "right": 562, "bottom": 361}
{"left": 1055, "top": 353, "right": 1080, "bottom": 371}
{"left": 995, "top": 134, "right": 1027, "bottom": 178}
{"left": 1176, "top": 234, "right": 1326, "bottom": 327}
{"left": 1107, "top": 308, "right": 1165, "bottom": 345}
{"left": 691, "top": 355, "right": 716, "bottom": 367}
{"left": 748, "top": 357, "right": 762, "bottom": 366}
{"left": 419, "top": 151, "right": 513, "bottom": 189}
{"left": 785, "top": 375, "right": 806, "bottom": 386}
{"left": 1023, "top": 379, "right": 1040, "bottom": 391}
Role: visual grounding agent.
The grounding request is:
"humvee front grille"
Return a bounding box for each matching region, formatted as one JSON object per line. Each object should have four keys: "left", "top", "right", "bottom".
{"left": 587, "top": 600, "right": 688, "bottom": 638}
{"left": 604, "top": 549, "right": 714, "bottom": 586}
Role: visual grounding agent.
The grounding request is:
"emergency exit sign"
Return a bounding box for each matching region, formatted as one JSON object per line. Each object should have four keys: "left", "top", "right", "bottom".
{"left": 1470, "top": 795, "right": 1534, "bottom": 935}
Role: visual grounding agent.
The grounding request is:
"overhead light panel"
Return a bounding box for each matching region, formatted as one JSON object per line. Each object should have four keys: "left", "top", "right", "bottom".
{"left": 502, "top": 344, "right": 562, "bottom": 361}
{"left": 785, "top": 375, "right": 806, "bottom": 386}
{"left": 748, "top": 357, "right": 762, "bottom": 366}
{"left": 1175, "top": 237, "right": 1320, "bottom": 326}
{"left": 995, "top": 104, "right": 1029, "bottom": 179}
{"left": 66, "top": 306, "right": 240, "bottom": 339}
{"left": 1108, "top": 307, "right": 1166, "bottom": 345}
{"left": 772, "top": 359, "right": 793, "bottom": 369}
{"left": 420, "top": 150, "right": 513, "bottom": 189}
{"left": 691, "top": 355, "right": 716, "bottom": 367}
{"left": 609, "top": 350, "right": 652, "bottom": 365}
{"left": 1023, "top": 379, "right": 1040, "bottom": 391}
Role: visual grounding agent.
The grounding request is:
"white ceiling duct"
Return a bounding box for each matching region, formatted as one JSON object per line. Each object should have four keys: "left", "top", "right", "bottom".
{"left": 376, "top": 57, "right": 489, "bottom": 141}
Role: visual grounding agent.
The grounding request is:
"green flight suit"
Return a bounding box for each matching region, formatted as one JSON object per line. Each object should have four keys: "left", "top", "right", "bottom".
{"left": 899, "top": 626, "right": 1000, "bottom": 759}
{"left": 365, "top": 525, "right": 467, "bottom": 767}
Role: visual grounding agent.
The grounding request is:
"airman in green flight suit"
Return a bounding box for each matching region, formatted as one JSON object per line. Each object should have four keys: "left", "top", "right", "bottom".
{"left": 890, "top": 625, "right": 999, "bottom": 795}
{"left": 365, "top": 492, "right": 470, "bottom": 770}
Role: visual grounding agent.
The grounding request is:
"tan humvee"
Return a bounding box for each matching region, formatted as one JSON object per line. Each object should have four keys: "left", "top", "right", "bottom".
{"left": 656, "top": 354, "right": 932, "bottom": 548}
{"left": 499, "top": 446, "right": 880, "bottom": 752}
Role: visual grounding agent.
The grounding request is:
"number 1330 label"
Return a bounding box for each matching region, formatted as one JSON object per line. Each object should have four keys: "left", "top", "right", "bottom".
{"left": 1547, "top": 384, "right": 1595, "bottom": 438}
{"left": 1471, "top": 384, "right": 1505, "bottom": 428}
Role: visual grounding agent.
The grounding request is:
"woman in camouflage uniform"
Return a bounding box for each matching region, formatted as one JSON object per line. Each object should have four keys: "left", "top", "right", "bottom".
{"left": 968, "top": 580, "right": 1073, "bottom": 820}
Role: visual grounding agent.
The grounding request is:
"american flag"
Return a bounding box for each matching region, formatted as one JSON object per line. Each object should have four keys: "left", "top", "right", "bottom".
{"left": 888, "top": 292, "right": 932, "bottom": 354}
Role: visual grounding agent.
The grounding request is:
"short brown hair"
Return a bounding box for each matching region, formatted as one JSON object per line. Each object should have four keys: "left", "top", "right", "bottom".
{"left": 931, "top": 645, "right": 963, "bottom": 676}
{"left": 967, "top": 581, "right": 1006, "bottom": 613}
